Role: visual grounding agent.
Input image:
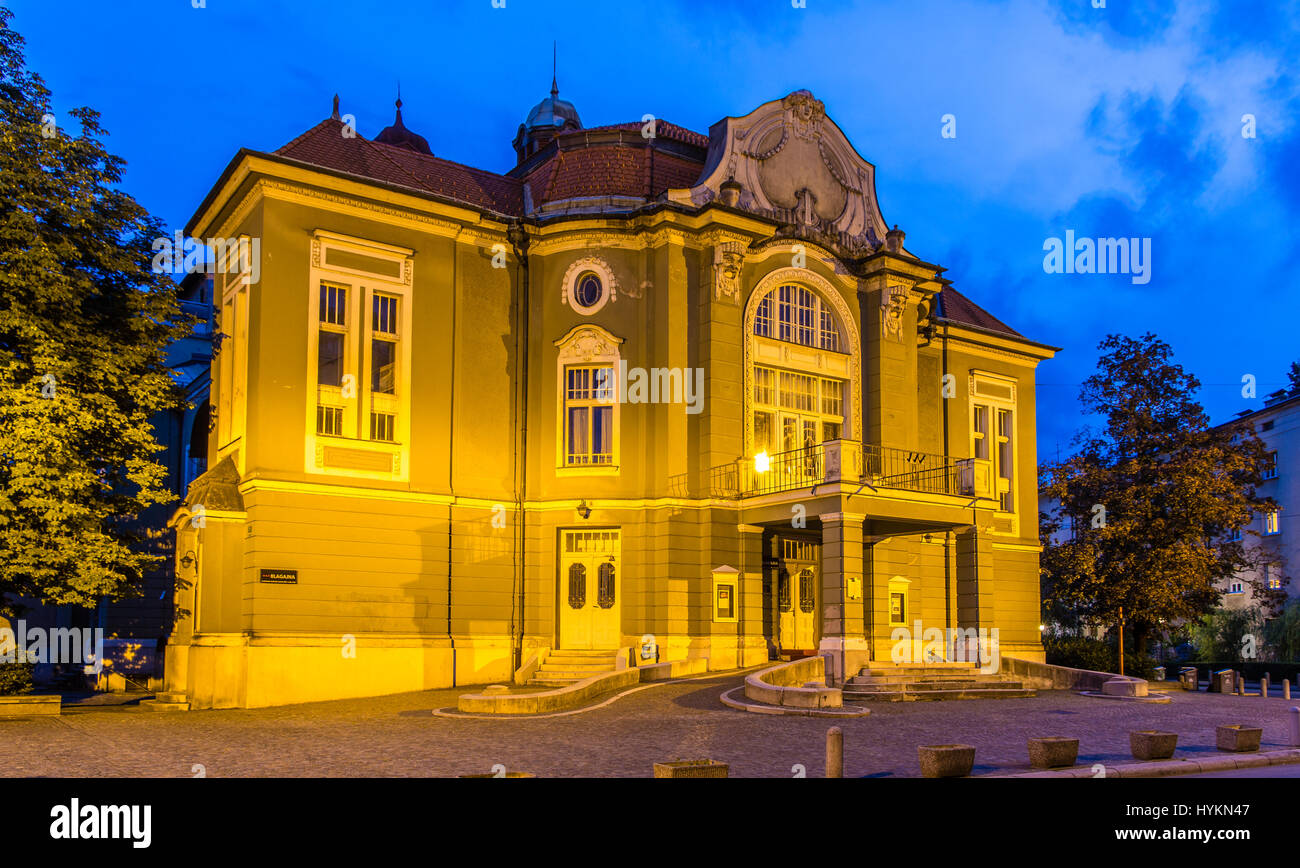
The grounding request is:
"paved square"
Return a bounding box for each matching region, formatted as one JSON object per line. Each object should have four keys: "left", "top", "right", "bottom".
{"left": 3, "top": 673, "right": 1297, "bottom": 777}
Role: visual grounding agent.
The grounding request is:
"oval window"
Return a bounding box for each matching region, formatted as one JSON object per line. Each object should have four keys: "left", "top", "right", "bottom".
{"left": 575, "top": 272, "right": 603, "bottom": 309}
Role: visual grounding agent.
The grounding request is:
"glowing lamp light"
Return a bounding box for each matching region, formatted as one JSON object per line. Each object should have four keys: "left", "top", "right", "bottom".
{"left": 754, "top": 451, "right": 770, "bottom": 473}
{"left": 1038, "top": 624, "right": 1045, "bottom": 632}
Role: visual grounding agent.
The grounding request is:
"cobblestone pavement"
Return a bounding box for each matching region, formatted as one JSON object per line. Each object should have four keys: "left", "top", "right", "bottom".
{"left": 3, "top": 674, "right": 1298, "bottom": 778}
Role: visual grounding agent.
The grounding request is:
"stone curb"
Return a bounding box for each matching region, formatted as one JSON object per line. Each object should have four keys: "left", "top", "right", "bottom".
{"left": 988, "top": 748, "right": 1300, "bottom": 778}
{"left": 720, "top": 686, "right": 870, "bottom": 717}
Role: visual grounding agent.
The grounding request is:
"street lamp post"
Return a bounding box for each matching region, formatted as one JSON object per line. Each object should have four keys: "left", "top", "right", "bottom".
{"left": 1118, "top": 606, "right": 1125, "bottom": 677}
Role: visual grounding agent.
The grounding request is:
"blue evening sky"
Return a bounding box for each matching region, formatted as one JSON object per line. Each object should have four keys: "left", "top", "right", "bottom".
{"left": 11, "top": 0, "right": 1300, "bottom": 463}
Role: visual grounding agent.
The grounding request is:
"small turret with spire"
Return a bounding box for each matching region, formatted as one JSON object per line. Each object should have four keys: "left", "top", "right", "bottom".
{"left": 374, "top": 83, "right": 432, "bottom": 155}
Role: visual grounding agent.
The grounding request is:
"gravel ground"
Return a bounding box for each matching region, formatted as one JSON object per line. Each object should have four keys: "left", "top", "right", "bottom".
{"left": 3, "top": 674, "right": 1297, "bottom": 778}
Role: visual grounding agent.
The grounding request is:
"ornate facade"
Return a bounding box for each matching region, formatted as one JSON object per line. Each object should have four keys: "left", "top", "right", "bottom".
{"left": 165, "top": 86, "right": 1057, "bottom": 708}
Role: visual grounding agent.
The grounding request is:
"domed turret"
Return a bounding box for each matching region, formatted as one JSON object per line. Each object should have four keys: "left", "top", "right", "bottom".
{"left": 512, "top": 51, "right": 581, "bottom": 163}
{"left": 374, "top": 95, "right": 432, "bottom": 156}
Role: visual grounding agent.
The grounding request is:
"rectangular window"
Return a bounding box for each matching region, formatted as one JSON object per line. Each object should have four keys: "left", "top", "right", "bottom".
{"left": 777, "top": 285, "right": 794, "bottom": 343}
{"left": 997, "top": 409, "right": 1014, "bottom": 512}
{"left": 1262, "top": 451, "right": 1278, "bottom": 480}
{"left": 317, "top": 405, "right": 343, "bottom": 436}
{"left": 755, "top": 296, "right": 772, "bottom": 338}
{"left": 754, "top": 411, "right": 773, "bottom": 454}
{"left": 565, "top": 365, "right": 615, "bottom": 465}
{"left": 821, "top": 378, "right": 842, "bottom": 417}
{"left": 819, "top": 307, "right": 840, "bottom": 352}
{"left": 315, "top": 281, "right": 348, "bottom": 421}
{"left": 1229, "top": 581, "right": 1244, "bottom": 594}
{"left": 754, "top": 366, "right": 775, "bottom": 406}
{"left": 972, "top": 405, "right": 989, "bottom": 460}
{"left": 1265, "top": 511, "right": 1280, "bottom": 535}
{"left": 370, "top": 412, "right": 395, "bottom": 442}
{"left": 308, "top": 234, "right": 413, "bottom": 476}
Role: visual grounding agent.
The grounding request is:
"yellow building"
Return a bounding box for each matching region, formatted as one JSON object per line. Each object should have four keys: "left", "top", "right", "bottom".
{"left": 165, "top": 86, "right": 1057, "bottom": 708}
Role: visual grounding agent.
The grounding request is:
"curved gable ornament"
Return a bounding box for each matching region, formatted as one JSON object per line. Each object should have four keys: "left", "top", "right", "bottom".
{"left": 742, "top": 266, "right": 862, "bottom": 454}
{"left": 688, "top": 90, "right": 887, "bottom": 247}
{"left": 554, "top": 324, "right": 624, "bottom": 363}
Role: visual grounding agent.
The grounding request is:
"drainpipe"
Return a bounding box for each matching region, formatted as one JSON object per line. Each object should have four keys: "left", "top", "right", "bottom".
{"left": 508, "top": 219, "right": 531, "bottom": 672}
{"left": 448, "top": 229, "right": 462, "bottom": 686}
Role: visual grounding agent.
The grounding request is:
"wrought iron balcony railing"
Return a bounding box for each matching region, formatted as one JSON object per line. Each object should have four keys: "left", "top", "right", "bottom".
{"left": 670, "top": 440, "right": 993, "bottom": 500}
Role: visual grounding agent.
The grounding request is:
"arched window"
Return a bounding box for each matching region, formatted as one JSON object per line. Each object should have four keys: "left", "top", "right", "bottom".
{"left": 753, "top": 284, "right": 843, "bottom": 352}
{"left": 745, "top": 269, "right": 861, "bottom": 460}
{"left": 750, "top": 284, "right": 849, "bottom": 454}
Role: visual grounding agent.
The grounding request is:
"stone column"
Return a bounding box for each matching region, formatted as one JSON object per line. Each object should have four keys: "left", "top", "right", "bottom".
{"left": 819, "top": 512, "right": 868, "bottom": 682}
{"left": 737, "top": 523, "right": 768, "bottom": 667}
{"left": 955, "top": 523, "right": 997, "bottom": 665}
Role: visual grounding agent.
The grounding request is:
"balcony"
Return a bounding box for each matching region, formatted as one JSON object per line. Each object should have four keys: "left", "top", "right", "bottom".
{"left": 675, "top": 440, "right": 993, "bottom": 500}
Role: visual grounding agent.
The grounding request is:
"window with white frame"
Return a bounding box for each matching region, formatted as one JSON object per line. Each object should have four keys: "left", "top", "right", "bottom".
{"left": 563, "top": 365, "right": 616, "bottom": 465}
{"left": 306, "top": 232, "right": 412, "bottom": 479}
{"left": 753, "top": 284, "right": 843, "bottom": 352}
{"left": 1262, "top": 451, "right": 1278, "bottom": 480}
{"left": 1265, "top": 510, "right": 1281, "bottom": 535}
{"left": 970, "top": 373, "right": 1017, "bottom": 513}
{"left": 553, "top": 325, "right": 623, "bottom": 473}
{"left": 313, "top": 280, "right": 403, "bottom": 443}
{"left": 1229, "top": 580, "right": 1244, "bottom": 594}
{"left": 751, "top": 365, "right": 845, "bottom": 455}
{"left": 216, "top": 269, "right": 249, "bottom": 455}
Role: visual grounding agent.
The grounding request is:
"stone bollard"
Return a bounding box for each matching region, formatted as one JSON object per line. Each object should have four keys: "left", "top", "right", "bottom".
{"left": 826, "top": 726, "right": 843, "bottom": 778}
{"left": 1286, "top": 679, "right": 1292, "bottom": 701}
{"left": 1236, "top": 672, "right": 1244, "bottom": 696}
{"left": 1290, "top": 708, "right": 1300, "bottom": 747}
{"left": 1262, "top": 674, "right": 1270, "bottom": 699}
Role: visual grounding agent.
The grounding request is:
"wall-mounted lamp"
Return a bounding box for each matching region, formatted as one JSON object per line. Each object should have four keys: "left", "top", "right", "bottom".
{"left": 178, "top": 551, "right": 196, "bottom": 570}
{"left": 576, "top": 500, "right": 591, "bottom": 520}
{"left": 754, "top": 451, "right": 770, "bottom": 473}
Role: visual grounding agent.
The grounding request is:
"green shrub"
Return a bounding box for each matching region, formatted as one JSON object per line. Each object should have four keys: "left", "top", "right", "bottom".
{"left": 1264, "top": 599, "right": 1300, "bottom": 662}
{"left": 0, "top": 660, "right": 34, "bottom": 695}
{"left": 1043, "top": 635, "right": 1155, "bottom": 679}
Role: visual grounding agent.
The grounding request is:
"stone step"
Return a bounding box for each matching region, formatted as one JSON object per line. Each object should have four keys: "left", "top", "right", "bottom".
{"left": 847, "top": 680, "right": 1027, "bottom": 693}
{"left": 533, "top": 668, "right": 614, "bottom": 679}
{"left": 138, "top": 698, "right": 190, "bottom": 712}
{"left": 538, "top": 658, "right": 617, "bottom": 668}
{"left": 527, "top": 676, "right": 590, "bottom": 687}
{"left": 859, "top": 667, "right": 979, "bottom": 677}
{"left": 850, "top": 674, "right": 983, "bottom": 684}
{"left": 842, "top": 687, "right": 1036, "bottom": 702}
{"left": 548, "top": 649, "right": 622, "bottom": 658}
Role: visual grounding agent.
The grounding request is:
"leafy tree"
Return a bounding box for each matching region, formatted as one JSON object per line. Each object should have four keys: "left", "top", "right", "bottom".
{"left": 0, "top": 8, "right": 189, "bottom": 618}
{"left": 1040, "top": 333, "right": 1282, "bottom": 658}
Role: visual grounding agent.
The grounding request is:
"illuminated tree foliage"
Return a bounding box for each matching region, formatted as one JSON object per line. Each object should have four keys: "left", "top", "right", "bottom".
{"left": 0, "top": 9, "right": 189, "bottom": 616}
{"left": 1040, "top": 333, "right": 1282, "bottom": 656}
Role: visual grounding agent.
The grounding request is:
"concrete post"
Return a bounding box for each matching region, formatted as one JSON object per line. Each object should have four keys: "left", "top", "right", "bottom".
{"left": 1262, "top": 674, "right": 1270, "bottom": 699}
{"left": 826, "top": 726, "right": 843, "bottom": 778}
{"left": 1236, "top": 672, "right": 1244, "bottom": 696}
{"left": 1285, "top": 679, "right": 1291, "bottom": 700}
{"left": 1290, "top": 707, "right": 1300, "bottom": 747}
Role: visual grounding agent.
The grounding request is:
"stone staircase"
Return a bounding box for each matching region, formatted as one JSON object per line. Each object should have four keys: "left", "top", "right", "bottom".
{"left": 528, "top": 649, "right": 622, "bottom": 688}
{"left": 841, "top": 662, "right": 1036, "bottom": 702}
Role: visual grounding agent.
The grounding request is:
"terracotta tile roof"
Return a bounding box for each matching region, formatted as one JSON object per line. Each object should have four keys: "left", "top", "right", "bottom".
{"left": 274, "top": 118, "right": 522, "bottom": 215}
{"left": 272, "top": 116, "right": 705, "bottom": 215}
{"left": 527, "top": 144, "right": 703, "bottom": 203}
{"left": 576, "top": 119, "right": 710, "bottom": 149}
{"left": 935, "top": 287, "right": 1023, "bottom": 338}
